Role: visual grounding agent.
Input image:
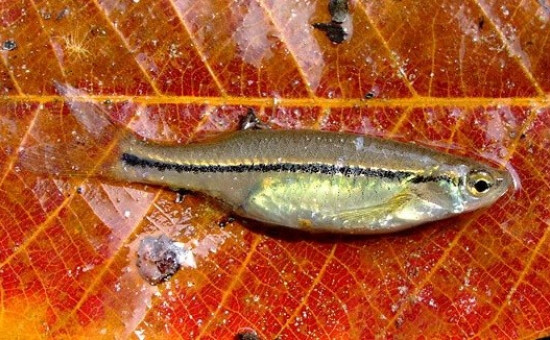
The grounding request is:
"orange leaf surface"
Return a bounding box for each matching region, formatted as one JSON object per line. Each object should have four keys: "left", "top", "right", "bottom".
{"left": 1, "top": 0, "right": 550, "bottom": 338}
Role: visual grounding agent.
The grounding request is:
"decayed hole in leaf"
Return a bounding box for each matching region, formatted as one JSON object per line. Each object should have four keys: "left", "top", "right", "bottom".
{"left": 136, "top": 234, "right": 196, "bottom": 285}
{"left": 235, "top": 328, "right": 260, "bottom": 340}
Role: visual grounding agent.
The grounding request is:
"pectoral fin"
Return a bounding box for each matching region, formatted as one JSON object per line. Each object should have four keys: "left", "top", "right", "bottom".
{"left": 323, "top": 192, "right": 413, "bottom": 223}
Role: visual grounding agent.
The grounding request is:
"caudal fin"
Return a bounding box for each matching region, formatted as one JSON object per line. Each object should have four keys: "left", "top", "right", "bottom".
{"left": 53, "top": 80, "right": 117, "bottom": 146}
{"left": 16, "top": 82, "right": 131, "bottom": 177}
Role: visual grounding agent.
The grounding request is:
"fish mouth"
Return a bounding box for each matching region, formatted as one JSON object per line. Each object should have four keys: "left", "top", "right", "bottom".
{"left": 503, "top": 164, "right": 521, "bottom": 193}
{"left": 494, "top": 165, "right": 518, "bottom": 197}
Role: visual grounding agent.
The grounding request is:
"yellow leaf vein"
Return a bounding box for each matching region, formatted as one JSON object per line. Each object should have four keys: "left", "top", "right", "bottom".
{"left": 474, "top": 0, "right": 545, "bottom": 96}
{"left": 92, "top": 0, "right": 163, "bottom": 96}
{"left": 355, "top": 0, "right": 419, "bottom": 97}
{"left": 166, "top": 0, "right": 229, "bottom": 96}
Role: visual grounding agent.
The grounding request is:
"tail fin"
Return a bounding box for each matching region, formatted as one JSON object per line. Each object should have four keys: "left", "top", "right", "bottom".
{"left": 53, "top": 80, "right": 117, "bottom": 146}
{"left": 16, "top": 82, "right": 130, "bottom": 177}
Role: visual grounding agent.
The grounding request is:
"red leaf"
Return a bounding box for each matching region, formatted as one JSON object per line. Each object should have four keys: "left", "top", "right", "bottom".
{"left": 1, "top": 0, "right": 549, "bottom": 338}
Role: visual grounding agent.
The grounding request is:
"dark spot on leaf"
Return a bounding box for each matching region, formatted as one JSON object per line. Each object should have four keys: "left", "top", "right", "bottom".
{"left": 76, "top": 187, "right": 83, "bottom": 194}
{"left": 312, "top": 22, "right": 347, "bottom": 44}
{"left": 235, "top": 328, "right": 259, "bottom": 340}
{"left": 175, "top": 188, "right": 191, "bottom": 203}
{"left": 2, "top": 40, "right": 17, "bottom": 51}
{"left": 136, "top": 234, "right": 195, "bottom": 285}
{"left": 219, "top": 216, "right": 236, "bottom": 228}
{"left": 41, "top": 10, "right": 52, "bottom": 20}
{"left": 364, "top": 91, "right": 376, "bottom": 99}
{"left": 478, "top": 17, "right": 485, "bottom": 30}
{"left": 103, "top": 99, "right": 113, "bottom": 109}
{"left": 90, "top": 25, "right": 108, "bottom": 37}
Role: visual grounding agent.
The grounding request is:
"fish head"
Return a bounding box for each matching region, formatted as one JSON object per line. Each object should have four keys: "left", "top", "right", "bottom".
{"left": 456, "top": 164, "right": 513, "bottom": 213}
{"left": 399, "top": 162, "right": 513, "bottom": 225}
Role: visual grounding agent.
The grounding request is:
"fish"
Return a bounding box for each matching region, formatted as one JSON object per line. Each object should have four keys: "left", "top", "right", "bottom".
{"left": 17, "top": 83, "right": 513, "bottom": 234}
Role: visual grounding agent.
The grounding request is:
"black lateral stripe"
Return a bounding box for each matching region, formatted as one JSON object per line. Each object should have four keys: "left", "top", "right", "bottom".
{"left": 121, "top": 152, "right": 452, "bottom": 183}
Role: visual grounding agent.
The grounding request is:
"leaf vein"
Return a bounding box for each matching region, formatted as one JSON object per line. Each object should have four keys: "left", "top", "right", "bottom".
{"left": 474, "top": 0, "right": 545, "bottom": 96}
{"left": 92, "top": 0, "right": 163, "bottom": 95}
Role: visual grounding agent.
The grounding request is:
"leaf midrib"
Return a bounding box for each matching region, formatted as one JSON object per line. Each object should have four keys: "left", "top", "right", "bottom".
{"left": 2, "top": 95, "right": 549, "bottom": 109}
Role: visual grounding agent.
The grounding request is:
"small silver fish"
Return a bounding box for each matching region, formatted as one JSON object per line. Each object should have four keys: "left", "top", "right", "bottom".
{"left": 19, "top": 84, "right": 513, "bottom": 234}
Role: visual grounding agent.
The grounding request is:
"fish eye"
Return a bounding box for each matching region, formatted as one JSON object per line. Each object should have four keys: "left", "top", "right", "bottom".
{"left": 467, "top": 170, "right": 494, "bottom": 196}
